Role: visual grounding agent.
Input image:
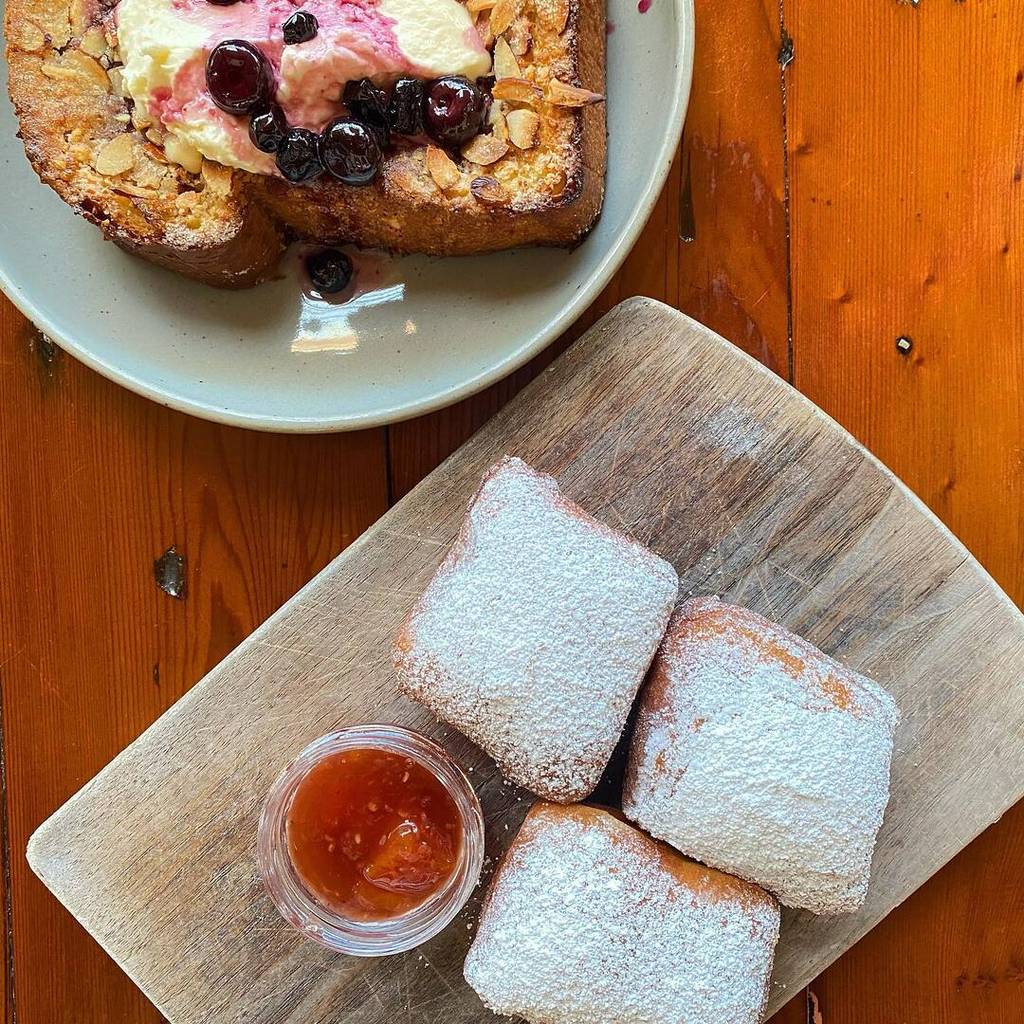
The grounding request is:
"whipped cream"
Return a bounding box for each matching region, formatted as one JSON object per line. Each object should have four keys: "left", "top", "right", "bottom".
{"left": 116, "top": 0, "right": 491, "bottom": 174}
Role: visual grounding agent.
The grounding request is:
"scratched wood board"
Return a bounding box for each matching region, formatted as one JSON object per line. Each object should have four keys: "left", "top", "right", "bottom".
{"left": 27, "top": 298, "right": 1024, "bottom": 1024}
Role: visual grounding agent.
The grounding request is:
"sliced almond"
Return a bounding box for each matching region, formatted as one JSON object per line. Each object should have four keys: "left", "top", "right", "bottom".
{"left": 462, "top": 133, "right": 509, "bottom": 165}
{"left": 48, "top": 17, "right": 71, "bottom": 49}
{"left": 79, "top": 26, "right": 107, "bottom": 57}
{"left": 491, "top": 77, "right": 543, "bottom": 105}
{"left": 489, "top": 0, "right": 517, "bottom": 37}
{"left": 470, "top": 175, "right": 508, "bottom": 205}
{"left": 94, "top": 133, "right": 135, "bottom": 176}
{"left": 144, "top": 127, "right": 164, "bottom": 146}
{"left": 546, "top": 79, "right": 605, "bottom": 106}
{"left": 507, "top": 18, "right": 531, "bottom": 56}
{"left": 164, "top": 135, "right": 203, "bottom": 174}
{"left": 425, "top": 145, "right": 460, "bottom": 190}
{"left": 506, "top": 108, "right": 540, "bottom": 149}
{"left": 60, "top": 48, "right": 109, "bottom": 89}
{"left": 110, "top": 182, "right": 159, "bottom": 200}
{"left": 107, "top": 66, "right": 125, "bottom": 97}
{"left": 201, "top": 159, "right": 233, "bottom": 195}
{"left": 14, "top": 21, "right": 46, "bottom": 53}
{"left": 68, "top": 0, "right": 90, "bottom": 37}
{"left": 488, "top": 100, "right": 508, "bottom": 142}
{"left": 492, "top": 36, "right": 521, "bottom": 79}
{"left": 39, "top": 60, "right": 81, "bottom": 81}
{"left": 142, "top": 143, "right": 167, "bottom": 166}
{"left": 475, "top": 12, "right": 495, "bottom": 48}
{"left": 466, "top": 0, "right": 495, "bottom": 11}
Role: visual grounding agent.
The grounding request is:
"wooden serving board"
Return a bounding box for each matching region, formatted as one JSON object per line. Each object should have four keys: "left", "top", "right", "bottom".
{"left": 28, "top": 298, "right": 1024, "bottom": 1024}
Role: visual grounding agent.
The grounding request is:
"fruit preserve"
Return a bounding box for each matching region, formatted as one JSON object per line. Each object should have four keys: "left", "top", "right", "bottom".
{"left": 258, "top": 725, "right": 484, "bottom": 955}
{"left": 286, "top": 748, "right": 462, "bottom": 919}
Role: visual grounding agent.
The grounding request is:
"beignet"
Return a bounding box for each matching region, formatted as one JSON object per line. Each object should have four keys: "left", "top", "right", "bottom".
{"left": 464, "top": 802, "right": 780, "bottom": 1024}
{"left": 394, "top": 457, "right": 678, "bottom": 803}
{"left": 623, "top": 596, "right": 899, "bottom": 914}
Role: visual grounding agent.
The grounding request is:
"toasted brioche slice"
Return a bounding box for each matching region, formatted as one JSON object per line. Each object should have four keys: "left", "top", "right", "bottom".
{"left": 5, "top": 0, "right": 605, "bottom": 288}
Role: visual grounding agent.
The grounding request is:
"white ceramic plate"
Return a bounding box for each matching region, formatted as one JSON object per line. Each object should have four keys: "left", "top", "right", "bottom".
{"left": 0, "top": 0, "right": 693, "bottom": 431}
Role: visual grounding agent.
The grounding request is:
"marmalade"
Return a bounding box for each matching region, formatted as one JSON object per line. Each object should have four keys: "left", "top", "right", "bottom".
{"left": 285, "top": 747, "right": 462, "bottom": 920}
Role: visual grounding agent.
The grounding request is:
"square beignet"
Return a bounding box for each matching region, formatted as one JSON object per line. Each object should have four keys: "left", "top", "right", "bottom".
{"left": 623, "top": 596, "right": 899, "bottom": 914}
{"left": 393, "top": 457, "right": 678, "bottom": 803}
{"left": 464, "top": 803, "right": 780, "bottom": 1024}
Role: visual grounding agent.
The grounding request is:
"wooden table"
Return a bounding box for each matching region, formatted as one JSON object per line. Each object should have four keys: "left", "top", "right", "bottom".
{"left": 1, "top": 0, "right": 1022, "bottom": 1020}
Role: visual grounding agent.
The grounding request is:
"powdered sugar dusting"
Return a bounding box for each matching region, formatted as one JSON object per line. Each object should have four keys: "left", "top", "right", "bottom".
{"left": 623, "top": 597, "right": 899, "bottom": 914}
{"left": 393, "top": 457, "right": 678, "bottom": 803}
{"left": 464, "top": 804, "right": 780, "bottom": 1024}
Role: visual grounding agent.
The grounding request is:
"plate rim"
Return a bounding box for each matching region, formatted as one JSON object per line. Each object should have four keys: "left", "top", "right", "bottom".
{"left": 0, "top": 0, "right": 695, "bottom": 433}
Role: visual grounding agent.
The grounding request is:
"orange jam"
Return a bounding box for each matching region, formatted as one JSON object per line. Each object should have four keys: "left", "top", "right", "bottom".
{"left": 285, "top": 747, "right": 462, "bottom": 920}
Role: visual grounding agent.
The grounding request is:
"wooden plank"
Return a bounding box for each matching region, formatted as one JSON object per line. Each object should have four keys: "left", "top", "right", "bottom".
{"left": 785, "top": 0, "right": 1024, "bottom": 1019}
{"left": 25, "top": 299, "right": 1024, "bottom": 1024}
{"left": 0, "top": 294, "right": 389, "bottom": 1024}
{"left": 676, "top": 0, "right": 790, "bottom": 378}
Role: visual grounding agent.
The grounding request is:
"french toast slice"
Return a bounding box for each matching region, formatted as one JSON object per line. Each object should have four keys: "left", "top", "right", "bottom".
{"left": 5, "top": 0, "right": 605, "bottom": 288}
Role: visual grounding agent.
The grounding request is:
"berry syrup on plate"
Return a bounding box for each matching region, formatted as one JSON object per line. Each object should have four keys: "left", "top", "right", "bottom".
{"left": 291, "top": 245, "right": 407, "bottom": 353}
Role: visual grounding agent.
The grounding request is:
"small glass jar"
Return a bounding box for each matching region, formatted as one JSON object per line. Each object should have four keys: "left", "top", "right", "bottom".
{"left": 257, "top": 724, "right": 485, "bottom": 956}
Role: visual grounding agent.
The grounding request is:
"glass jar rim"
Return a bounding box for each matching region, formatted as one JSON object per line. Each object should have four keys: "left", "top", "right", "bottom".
{"left": 257, "top": 724, "right": 485, "bottom": 956}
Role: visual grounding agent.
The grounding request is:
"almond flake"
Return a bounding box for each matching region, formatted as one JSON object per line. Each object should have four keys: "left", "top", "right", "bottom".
{"left": 507, "top": 108, "right": 540, "bottom": 149}
{"left": 493, "top": 36, "right": 521, "bottom": 79}
{"left": 164, "top": 135, "right": 203, "bottom": 174}
{"left": 466, "top": 0, "right": 495, "bottom": 11}
{"left": 79, "top": 26, "right": 107, "bottom": 57}
{"left": 60, "top": 48, "right": 109, "bottom": 89}
{"left": 68, "top": 0, "right": 90, "bottom": 37}
{"left": 94, "top": 133, "right": 135, "bottom": 175}
{"left": 491, "top": 77, "right": 543, "bottom": 105}
{"left": 201, "top": 160, "right": 233, "bottom": 195}
{"left": 462, "top": 133, "right": 509, "bottom": 165}
{"left": 475, "top": 12, "right": 496, "bottom": 48}
{"left": 39, "top": 61, "right": 80, "bottom": 80}
{"left": 425, "top": 145, "right": 460, "bottom": 190}
{"left": 489, "top": 0, "right": 517, "bottom": 37}
{"left": 508, "top": 18, "right": 531, "bottom": 56}
{"left": 470, "top": 175, "right": 507, "bottom": 205}
{"left": 546, "top": 79, "right": 605, "bottom": 106}
{"left": 16, "top": 21, "right": 46, "bottom": 52}
{"left": 488, "top": 100, "right": 509, "bottom": 142}
{"left": 110, "top": 182, "right": 159, "bottom": 200}
{"left": 107, "top": 66, "right": 125, "bottom": 96}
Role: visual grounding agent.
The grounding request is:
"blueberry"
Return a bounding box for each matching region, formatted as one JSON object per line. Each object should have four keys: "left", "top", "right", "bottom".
{"left": 205, "top": 40, "right": 275, "bottom": 115}
{"left": 282, "top": 11, "right": 318, "bottom": 44}
{"left": 319, "top": 117, "right": 382, "bottom": 185}
{"left": 249, "top": 104, "right": 288, "bottom": 153}
{"left": 275, "top": 127, "right": 323, "bottom": 182}
{"left": 343, "top": 78, "right": 390, "bottom": 145}
{"left": 423, "top": 75, "right": 487, "bottom": 147}
{"left": 387, "top": 76, "right": 425, "bottom": 136}
{"left": 307, "top": 249, "right": 354, "bottom": 294}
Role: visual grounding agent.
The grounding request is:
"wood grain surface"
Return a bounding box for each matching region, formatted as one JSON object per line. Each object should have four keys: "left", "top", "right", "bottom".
{"left": 24, "top": 300, "right": 1024, "bottom": 1024}
{"left": 2, "top": 0, "right": 1024, "bottom": 1022}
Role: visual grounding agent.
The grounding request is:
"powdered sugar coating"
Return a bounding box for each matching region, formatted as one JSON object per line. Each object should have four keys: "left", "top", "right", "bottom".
{"left": 623, "top": 597, "right": 899, "bottom": 914}
{"left": 464, "top": 803, "right": 780, "bottom": 1024}
{"left": 393, "top": 457, "right": 678, "bottom": 803}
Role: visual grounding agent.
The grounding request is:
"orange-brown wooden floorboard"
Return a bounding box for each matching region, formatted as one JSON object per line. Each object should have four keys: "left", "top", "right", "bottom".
{"left": 2, "top": 0, "right": 1023, "bottom": 1021}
